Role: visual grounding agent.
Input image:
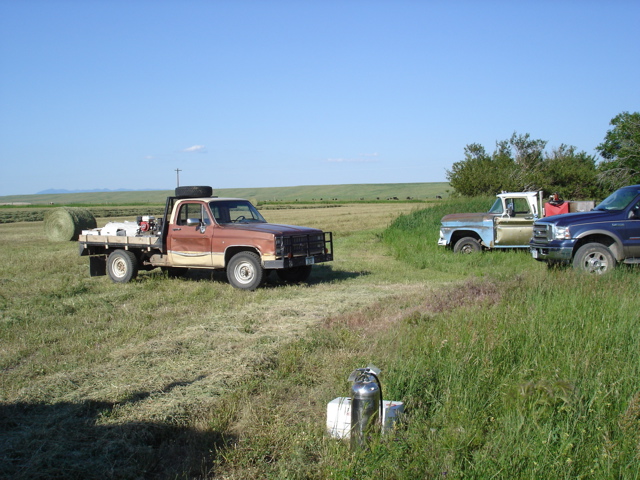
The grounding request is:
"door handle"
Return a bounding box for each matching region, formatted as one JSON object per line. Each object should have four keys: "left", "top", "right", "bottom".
{"left": 173, "top": 228, "right": 182, "bottom": 231}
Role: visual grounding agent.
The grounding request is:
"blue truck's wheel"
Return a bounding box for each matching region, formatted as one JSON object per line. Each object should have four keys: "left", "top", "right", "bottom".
{"left": 453, "top": 237, "right": 482, "bottom": 254}
{"left": 227, "top": 252, "right": 264, "bottom": 290}
{"left": 107, "top": 250, "right": 139, "bottom": 283}
{"left": 573, "top": 243, "right": 616, "bottom": 274}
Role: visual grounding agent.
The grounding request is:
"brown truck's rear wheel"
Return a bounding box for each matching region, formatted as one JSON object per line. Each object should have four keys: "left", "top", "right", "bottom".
{"left": 107, "top": 250, "right": 139, "bottom": 283}
{"left": 227, "top": 252, "right": 264, "bottom": 290}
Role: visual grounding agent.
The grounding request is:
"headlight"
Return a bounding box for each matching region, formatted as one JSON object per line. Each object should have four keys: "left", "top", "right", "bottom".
{"left": 553, "top": 225, "right": 571, "bottom": 240}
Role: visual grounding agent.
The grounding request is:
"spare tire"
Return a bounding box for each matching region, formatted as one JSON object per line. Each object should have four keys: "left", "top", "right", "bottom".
{"left": 175, "top": 186, "right": 213, "bottom": 198}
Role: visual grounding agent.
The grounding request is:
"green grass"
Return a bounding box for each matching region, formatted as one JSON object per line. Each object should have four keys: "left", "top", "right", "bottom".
{"left": 1, "top": 196, "right": 639, "bottom": 478}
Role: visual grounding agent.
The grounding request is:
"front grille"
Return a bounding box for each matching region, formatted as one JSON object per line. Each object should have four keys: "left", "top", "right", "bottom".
{"left": 532, "top": 224, "right": 551, "bottom": 244}
{"left": 281, "top": 233, "right": 328, "bottom": 257}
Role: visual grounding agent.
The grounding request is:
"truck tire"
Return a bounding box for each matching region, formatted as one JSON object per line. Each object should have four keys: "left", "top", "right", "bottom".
{"left": 573, "top": 243, "right": 616, "bottom": 274}
{"left": 175, "top": 186, "right": 212, "bottom": 198}
{"left": 227, "top": 252, "right": 264, "bottom": 290}
{"left": 453, "top": 237, "right": 482, "bottom": 254}
{"left": 107, "top": 250, "right": 139, "bottom": 283}
{"left": 277, "top": 265, "right": 312, "bottom": 283}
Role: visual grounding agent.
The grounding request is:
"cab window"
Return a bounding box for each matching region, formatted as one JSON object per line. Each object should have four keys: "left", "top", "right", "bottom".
{"left": 505, "top": 198, "right": 531, "bottom": 216}
{"left": 176, "top": 203, "right": 210, "bottom": 225}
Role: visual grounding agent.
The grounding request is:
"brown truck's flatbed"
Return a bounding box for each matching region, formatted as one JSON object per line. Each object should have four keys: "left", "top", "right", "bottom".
{"left": 79, "top": 234, "right": 162, "bottom": 249}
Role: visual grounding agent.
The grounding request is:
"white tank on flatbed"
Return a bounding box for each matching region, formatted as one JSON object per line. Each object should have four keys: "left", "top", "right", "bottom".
{"left": 83, "top": 221, "right": 140, "bottom": 237}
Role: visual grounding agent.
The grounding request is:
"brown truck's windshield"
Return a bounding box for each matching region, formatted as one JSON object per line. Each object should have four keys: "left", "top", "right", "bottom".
{"left": 208, "top": 200, "right": 267, "bottom": 224}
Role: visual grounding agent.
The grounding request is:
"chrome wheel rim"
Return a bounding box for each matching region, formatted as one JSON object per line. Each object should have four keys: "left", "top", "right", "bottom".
{"left": 583, "top": 252, "right": 608, "bottom": 274}
{"left": 234, "top": 261, "right": 255, "bottom": 284}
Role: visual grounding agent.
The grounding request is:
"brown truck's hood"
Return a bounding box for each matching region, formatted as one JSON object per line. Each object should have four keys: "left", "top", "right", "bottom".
{"left": 220, "top": 223, "right": 323, "bottom": 235}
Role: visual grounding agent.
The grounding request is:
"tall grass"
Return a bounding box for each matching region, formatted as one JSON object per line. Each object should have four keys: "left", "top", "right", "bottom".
{"left": 373, "top": 271, "right": 640, "bottom": 478}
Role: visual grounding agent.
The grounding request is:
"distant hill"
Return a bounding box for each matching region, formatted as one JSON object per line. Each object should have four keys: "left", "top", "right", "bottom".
{"left": 36, "top": 188, "right": 154, "bottom": 194}
{"left": 1, "top": 183, "right": 450, "bottom": 205}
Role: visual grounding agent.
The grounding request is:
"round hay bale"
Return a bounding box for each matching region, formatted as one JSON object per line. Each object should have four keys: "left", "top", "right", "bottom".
{"left": 44, "top": 207, "right": 97, "bottom": 242}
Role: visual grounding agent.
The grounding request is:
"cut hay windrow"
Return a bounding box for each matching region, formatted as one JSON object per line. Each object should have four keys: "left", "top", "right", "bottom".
{"left": 44, "top": 207, "right": 97, "bottom": 241}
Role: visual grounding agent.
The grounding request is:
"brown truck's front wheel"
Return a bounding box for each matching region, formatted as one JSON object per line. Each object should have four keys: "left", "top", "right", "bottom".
{"left": 227, "top": 252, "right": 264, "bottom": 290}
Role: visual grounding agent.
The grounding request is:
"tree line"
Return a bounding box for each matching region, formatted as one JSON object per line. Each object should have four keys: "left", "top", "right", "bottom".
{"left": 446, "top": 111, "right": 640, "bottom": 199}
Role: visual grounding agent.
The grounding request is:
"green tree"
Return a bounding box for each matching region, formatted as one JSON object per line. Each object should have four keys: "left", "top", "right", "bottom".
{"left": 447, "top": 143, "right": 513, "bottom": 196}
{"left": 447, "top": 133, "right": 600, "bottom": 198}
{"left": 447, "top": 133, "right": 546, "bottom": 196}
{"left": 506, "top": 133, "right": 547, "bottom": 191}
{"left": 539, "top": 145, "right": 600, "bottom": 199}
{"left": 596, "top": 111, "right": 640, "bottom": 189}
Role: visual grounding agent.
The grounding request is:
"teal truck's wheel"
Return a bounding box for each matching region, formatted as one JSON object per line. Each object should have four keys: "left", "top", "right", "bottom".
{"left": 573, "top": 243, "right": 616, "bottom": 274}
{"left": 227, "top": 252, "right": 264, "bottom": 290}
{"left": 107, "top": 250, "right": 139, "bottom": 283}
{"left": 453, "top": 237, "right": 482, "bottom": 254}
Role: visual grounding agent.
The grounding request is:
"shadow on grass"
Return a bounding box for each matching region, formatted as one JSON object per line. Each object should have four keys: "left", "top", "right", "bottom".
{"left": 142, "top": 264, "right": 368, "bottom": 288}
{"left": 0, "top": 377, "right": 232, "bottom": 479}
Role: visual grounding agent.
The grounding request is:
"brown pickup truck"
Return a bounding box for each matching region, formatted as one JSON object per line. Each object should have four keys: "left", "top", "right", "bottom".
{"left": 78, "top": 186, "right": 333, "bottom": 290}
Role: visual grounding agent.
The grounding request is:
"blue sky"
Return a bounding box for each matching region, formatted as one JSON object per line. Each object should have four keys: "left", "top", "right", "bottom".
{"left": 1, "top": 0, "right": 638, "bottom": 196}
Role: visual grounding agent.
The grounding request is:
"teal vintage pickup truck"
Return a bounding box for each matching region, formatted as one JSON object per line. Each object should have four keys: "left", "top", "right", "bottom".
{"left": 438, "top": 191, "right": 593, "bottom": 253}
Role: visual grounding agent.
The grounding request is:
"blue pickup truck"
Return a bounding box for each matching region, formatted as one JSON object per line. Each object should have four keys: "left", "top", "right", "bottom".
{"left": 530, "top": 184, "right": 640, "bottom": 273}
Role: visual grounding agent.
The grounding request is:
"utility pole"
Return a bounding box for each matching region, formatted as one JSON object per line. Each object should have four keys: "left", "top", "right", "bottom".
{"left": 175, "top": 168, "right": 182, "bottom": 187}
